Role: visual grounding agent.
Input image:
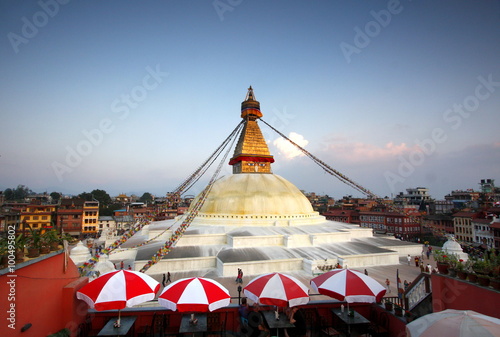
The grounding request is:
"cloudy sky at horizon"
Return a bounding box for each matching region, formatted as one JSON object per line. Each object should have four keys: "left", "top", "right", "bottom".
{"left": 1, "top": 0, "right": 499, "bottom": 200}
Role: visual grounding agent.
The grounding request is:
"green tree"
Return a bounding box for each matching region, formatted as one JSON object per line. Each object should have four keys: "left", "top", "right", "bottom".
{"left": 50, "top": 192, "right": 62, "bottom": 203}
{"left": 78, "top": 189, "right": 112, "bottom": 206}
{"left": 139, "top": 192, "right": 154, "bottom": 204}
{"left": 3, "top": 185, "right": 33, "bottom": 201}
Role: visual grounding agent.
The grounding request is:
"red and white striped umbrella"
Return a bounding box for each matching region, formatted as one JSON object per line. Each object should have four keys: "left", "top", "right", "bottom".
{"left": 406, "top": 309, "right": 500, "bottom": 337}
{"left": 310, "top": 269, "right": 386, "bottom": 303}
{"left": 158, "top": 277, "right": 231, "bottom": 312}
{"left": 243, "top": 272, "right": 310, "bottom": 307}
{"left": 76, "top": 270, "right": 160, "bottom": 310}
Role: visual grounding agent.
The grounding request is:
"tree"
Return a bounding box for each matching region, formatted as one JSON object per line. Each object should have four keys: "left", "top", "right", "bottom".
{"left": 50, "top": 192, "right": 62, "bottom": 203}
{"left": 78, "top": 189, "right": 112, "bottom": 206}
{"left": 3, "top": 185, "right": 33, "bottom": 201}
{"left": 139, "top": 192, "right": 154, "bottom": 204}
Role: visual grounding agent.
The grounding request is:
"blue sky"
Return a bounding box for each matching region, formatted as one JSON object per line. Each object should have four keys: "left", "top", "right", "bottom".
{"left": 0, "top": 0, "right": 499, "bottom": 199}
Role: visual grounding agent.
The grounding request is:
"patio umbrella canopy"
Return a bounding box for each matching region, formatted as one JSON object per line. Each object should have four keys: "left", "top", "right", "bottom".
{"left": 243, "top": 272, "right": 310, "bottom": 307}
{"left": 406, "top": 309, "right": 500, "bottom": 337}
{"left": 76, "top": 269, "right": 160, "bottom": 310}
{"left": 158, "top": 277, "right": 231, "bottom": 312}
{"left": 310, "top": 269, "right": 386, "bottom": 303}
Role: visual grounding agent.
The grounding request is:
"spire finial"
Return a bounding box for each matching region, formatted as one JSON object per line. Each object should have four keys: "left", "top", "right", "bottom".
{"left": 241, "top": 86, "right": 262, "bottom": 119}
{"left": 245, "top": 86, "right": 255, "bottom": 101}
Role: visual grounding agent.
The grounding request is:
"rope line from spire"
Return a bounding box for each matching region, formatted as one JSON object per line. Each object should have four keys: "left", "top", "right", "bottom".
{"left": 260, "top": 118, "right": 421, "bottom": 222}
{"left": 139, "top": 121, "right": 243, "bottom": 273}
{"left": 172, "top": 119, "right": 245, "bottom": 196}
{"left": 78, "top": 121, "right": 245, "bottom": 276}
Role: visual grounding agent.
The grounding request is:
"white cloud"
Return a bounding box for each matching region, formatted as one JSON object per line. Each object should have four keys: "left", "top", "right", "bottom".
{"left": 324, "top": 141, "right": 419, "bottom": 163}
{"left": 273, "top": 132, "right": 309, "bottom": 159}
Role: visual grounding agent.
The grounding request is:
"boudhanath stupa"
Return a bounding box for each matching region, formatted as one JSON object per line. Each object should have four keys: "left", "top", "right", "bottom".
{"left": 108, "top": 87, "right": 422, "bottom": 277}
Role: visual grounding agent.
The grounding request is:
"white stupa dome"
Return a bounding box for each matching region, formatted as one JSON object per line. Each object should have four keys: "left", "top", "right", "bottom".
{"left": 69, "top": 241, "right": 91, "bottom": 266}
{"left": 188, "top": 174, "right": 326, "bottom": 226}
{"left": 200, "top": 174, "right": 315, "bottom": 215}
{"left": 93, "top": 254, "right": 115, "bottom": 276}
{"left": 443, "top": 236, "right": 468, "bottom": 261}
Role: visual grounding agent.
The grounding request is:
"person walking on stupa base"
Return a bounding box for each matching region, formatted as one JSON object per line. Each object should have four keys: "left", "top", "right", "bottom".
{"left": 385, "top": 278, "right": 391, "bottom": 293}
{"left": 166, "top": 271, "right": 171, "bottom": 283}
{"left": 407, "top": 254, "right": 411, "bottom": 265}
{"left": 162, "top": 273, "right": 166, "bottom": 287}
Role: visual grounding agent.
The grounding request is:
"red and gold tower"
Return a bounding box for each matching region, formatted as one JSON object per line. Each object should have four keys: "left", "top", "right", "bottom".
{"left": 229, "top": 86, "right": 275, "bottom": 174}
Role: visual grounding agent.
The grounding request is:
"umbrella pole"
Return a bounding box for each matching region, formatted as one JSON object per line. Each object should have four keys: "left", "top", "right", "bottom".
{"left": 347, "top": 303, "right": 350, "bottom": 335}
{"left": 117, "top": 309, "right": 121, "bottom": 327}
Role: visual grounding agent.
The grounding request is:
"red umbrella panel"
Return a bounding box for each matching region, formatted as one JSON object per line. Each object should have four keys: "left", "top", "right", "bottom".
{"left": 310, "top": 269, "right": 386, "bottom": 303}
{"left": 158, "top": 277, "right": 231, "bottom": 312}
{"left": 76, "top": 270, "right": 160, "bottom": 311}
{"left": 243, "top": 272, "right": 310, "bottom": 307}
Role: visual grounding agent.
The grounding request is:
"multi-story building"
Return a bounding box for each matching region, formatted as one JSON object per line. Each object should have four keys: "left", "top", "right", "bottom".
{"left": 445, "top": 190, "right": 480, "bottom": 209}
{"left": 491, "top": 219, "right": 500, "bottom": 249}
{"left": 472, "top": 218, "right": 495, "bottom": 249}
{"left": 422, "top": 214, "right": 454, "bottom": 238}
{"left": 453, "top": 211, "right": 481, "bottom": 243}
{"left": 114, "top": 193, "right": 131, "bottom": 204}
{"left": 429, "top": 200, "right": 455, "bottom": 214}
{"left": 57, "top": 199, "right": 84, "bottom": 237}
{"left": 322, "top": 209, "right": 360, "bottom": 224}
{"left": 82, "top": 201, "right": 99, "bottom": 235}
{"left": 359, "top": 211, "right": 421, "bottom": 237}
{"left": 114, "top": 215, "right": 135, "bottom": 233}
{"left": 98, "top": 216, "right": 117, "bottom": 238}
{"left": 20, "top": 202, "right": 57, "bottom": 232}
{"left": 0, "top": 208, "right": 20, "bottom": 235}
{"left": 395, "top": 187, "right": 431, "bottom": 206}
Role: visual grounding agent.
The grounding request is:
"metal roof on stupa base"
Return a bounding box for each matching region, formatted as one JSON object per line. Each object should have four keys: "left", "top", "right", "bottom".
{"left": 353, "top": 236, "right": 426, "bottom": 248}
{"left": 128, "top": 218, "right": 423, "bottom": 278}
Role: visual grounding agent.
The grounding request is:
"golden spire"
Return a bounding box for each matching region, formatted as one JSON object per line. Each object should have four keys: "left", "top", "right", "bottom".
{"left": 230, "top": 87, "right": 274, "bottom": 174}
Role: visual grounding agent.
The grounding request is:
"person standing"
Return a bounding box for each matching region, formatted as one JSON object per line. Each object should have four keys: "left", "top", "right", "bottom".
{"left": 238, "top": 297, "right": 250, "bottom": 322}
{"left": 286, "top": 306, "right": 306, "bottom": 337}
{"left": 407, "top": 254, "right": 411, "bottom": 265}
{"left": 385, "top": 278, "right": 391, "bottom": 293}
{"left": 162, "top": 273, "right": 166, "bottom": 287}
{"left": 120, "top": 260, "right": 124, "bottom": 270}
